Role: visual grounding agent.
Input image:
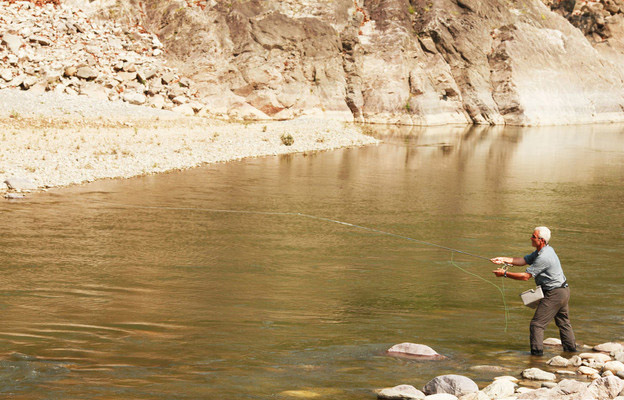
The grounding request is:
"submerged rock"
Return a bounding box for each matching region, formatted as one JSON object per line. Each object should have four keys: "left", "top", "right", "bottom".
{"left": 543, "top": 338, "right": 562, "bottom": 346}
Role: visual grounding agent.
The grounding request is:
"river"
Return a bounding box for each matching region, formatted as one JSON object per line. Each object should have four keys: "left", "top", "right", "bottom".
{"left": 1, "top": 124, "right": 623, "bottom": 398}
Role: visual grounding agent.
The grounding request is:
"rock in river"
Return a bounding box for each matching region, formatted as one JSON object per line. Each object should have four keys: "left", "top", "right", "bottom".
{"left": 522, "top": 368, "right": 556, "bottom": 381}
{"left": 377, "top": 384, "right": 425, "bottom": 400}
{"left": 422, "top": 375, "right": 478, "bottom": 397}
{"left": 387, "top": 343, "right": 443, "bottom": 358}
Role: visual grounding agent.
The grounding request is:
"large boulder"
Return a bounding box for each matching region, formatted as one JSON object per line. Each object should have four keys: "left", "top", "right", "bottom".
{"left": 587, "top": 376, "right": 624, "bottom": 399}
{"left": 422, "top": 375, "right": 478, "bottom": 397}
{"left": 387, "top": 343, "right": 442, "bottom": 358}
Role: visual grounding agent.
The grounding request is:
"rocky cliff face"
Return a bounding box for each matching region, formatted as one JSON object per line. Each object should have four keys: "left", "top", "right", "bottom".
{"left": 6, "top": 0, "right": 624, "bottom": 125}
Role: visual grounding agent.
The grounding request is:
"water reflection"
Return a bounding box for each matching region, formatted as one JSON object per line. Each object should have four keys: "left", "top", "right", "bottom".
{"left": 0, "top": 124, "right": 623, "bottom": 398}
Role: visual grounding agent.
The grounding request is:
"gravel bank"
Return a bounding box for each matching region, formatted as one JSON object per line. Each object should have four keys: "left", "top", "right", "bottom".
{"left": 0, "top": 89, "right": 378, "bottom": 194}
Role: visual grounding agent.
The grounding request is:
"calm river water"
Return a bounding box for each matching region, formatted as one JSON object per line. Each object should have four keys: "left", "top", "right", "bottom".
{"left": 1, "top": 124, "right": 623, "bottom": 399}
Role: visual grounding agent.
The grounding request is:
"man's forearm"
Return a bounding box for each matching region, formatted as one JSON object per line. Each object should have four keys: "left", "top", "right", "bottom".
{"left": 491, "top": 256, "right": 527, "bottom": 266}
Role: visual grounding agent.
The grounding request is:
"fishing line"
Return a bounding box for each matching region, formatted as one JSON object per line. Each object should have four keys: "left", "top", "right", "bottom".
{"left": 96, "top": 201, "right": 510, "bottom": 330}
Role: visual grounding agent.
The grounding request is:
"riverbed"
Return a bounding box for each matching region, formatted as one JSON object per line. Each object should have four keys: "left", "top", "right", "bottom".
{"left": 1, "top": 123, "right": 623, "bottom": 398}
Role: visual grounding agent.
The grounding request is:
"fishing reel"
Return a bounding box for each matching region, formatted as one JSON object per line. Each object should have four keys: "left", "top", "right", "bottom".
{"left": 502, "top": 262, "right": 513, "bottom": 271}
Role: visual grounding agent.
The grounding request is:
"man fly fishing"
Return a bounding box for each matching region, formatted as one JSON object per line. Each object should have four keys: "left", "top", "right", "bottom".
{"left": 490, "top": 226, "right": 577, "bottom": 356}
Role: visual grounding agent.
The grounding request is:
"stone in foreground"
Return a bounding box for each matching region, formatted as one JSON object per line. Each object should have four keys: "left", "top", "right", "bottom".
{"left": 423, "top": 394, "right": 457, "bottom": 400}
{"left": 387, "top": 343, "right": 443, "bottom": 359}
{"left": 521, "top": 368, "right": 556, "bottom": 381}
{"left": 377, "top": 384, "right": 425, "bottom": 400}
{"left": 481, "top": 379, "right": 515, "bottom": 398}
{"left": 587, "top": 376, "right": 624, "bottom": 399}
{"left": 422, "top": 375, "right": 478, "bottom": 397}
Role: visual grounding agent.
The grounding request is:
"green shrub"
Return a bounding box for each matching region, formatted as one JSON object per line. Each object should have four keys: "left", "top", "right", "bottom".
{"left": 280, "top": 134, "right": 294, "bottom": 146}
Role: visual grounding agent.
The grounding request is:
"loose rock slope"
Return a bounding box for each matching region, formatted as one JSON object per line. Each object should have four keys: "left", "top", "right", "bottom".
{"left": 3, "top": 0, "right": 624, "bottom": 125}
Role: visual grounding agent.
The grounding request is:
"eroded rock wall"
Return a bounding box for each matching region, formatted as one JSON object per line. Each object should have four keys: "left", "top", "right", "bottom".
{"left": 9, "top": 0, "right": 624, "bottom": 125}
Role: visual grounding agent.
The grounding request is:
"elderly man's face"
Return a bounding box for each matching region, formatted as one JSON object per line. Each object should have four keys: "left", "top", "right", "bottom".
{"left": 530, "top": 229, "right": 541, "bottom": 248}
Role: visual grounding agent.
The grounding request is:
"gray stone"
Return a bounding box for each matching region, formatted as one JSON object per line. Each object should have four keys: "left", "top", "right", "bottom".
{"left": 80, "top": 84, "right": 109, "bottom": 101}
{"left": 595, "top": 342, "right": 624, "bottom": 353}
{"left": 117, "top": 71, "right": 137, "bottom": 82}
{"left": 167, "top": 85, "right": 186, "bottom": 99}
{"left": 604, "top": 361, "right": 624, "bottom": 375}
{"left": 122, "top": 92, "right": 147, "bottom": 105}
{"left": 149, "top": 94, "right": 166, "bottom": 109}
{"left": 618, "top": 371, "right": 624, "bottom": 379}
{"left": 587, "top": 376, "right": 624, "bottom": 399}
{"left": 4, "top": 193, "right": 26, "bottom": 199}
{"left": 1, "top": 69, "right": 14, "bottom": 82}
{"left": 161, "top": 72, "right": 176, "bottom": 85}
{"left": 481, "top": 379, "right": 515, "bottom": 398}
{"left": 7, "top": 54, "right": 18, "bottom": 66}
{"left": 569, "top": 355, "right": 583, "bottom": 367}
{"left": 4, "top": 177, "right": 37, "bottom": 191}
{"left": 615, "top": 351, "right": 624, "bottom": 363}
{"left": 387, "top": 343, "right": 441, "bottom": 358}
{"left": 423, "top": 395, "right": 457, "bottom": 400}
{"left": 10, "top": 75, "right": 25, "bottom": 88}
{"left": 20, "top": 76, "right": 38, "bottom": 90}
{"left": 546, "top": 355, "right": 569, "bottom": 367}
{"left": 137, "top": 68, "right": 157, "bottom": 82}
{"left": 30, "top": 35, "right": 51, "bottom": 46}
{"left": 172, "top": 95, "right": 188, "bottom": 105}
{"left": 521, "top": 368, "right": 556, "bottom": 381}
{"left": 422, "top": 375, "right": 478, "bottom": 397}
{"left": 172, "top": 103, "right": 195, "bottom": 116}
{"left": 580, "top": 352, "right": 612, "bottom": 363}
{"left": 76, "top": 66, "right": 97, "bottom": 80}
{"left": 543, "top": 338, "right": 562, "bottom": 346}
{"left": 64, "top": 66, "right": 77, "bottom": 77}
{"left": 2, "top": 33, "right": 23, "bottom": 54}
{"left": 457, "top": 391, "right": 489, "bottom": 400}
{"left": 377, "top": 384, "right": 426, "bottom": 400}
{"left": 578, "top": 366, "right": 600, "bottom": 376}
{"left": 555, "top": 379, "right": 589, "bottom": 395}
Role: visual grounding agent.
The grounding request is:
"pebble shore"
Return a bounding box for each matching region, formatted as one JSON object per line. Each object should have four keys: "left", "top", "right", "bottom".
{"left": 376, "top": 340, "right": 624, "bottom": 400}
{"left": 0, "top": 88, "right": 378, "bottom": 195}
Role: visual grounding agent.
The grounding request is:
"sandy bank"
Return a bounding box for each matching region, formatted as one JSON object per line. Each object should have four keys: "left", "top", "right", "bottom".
{"left": 0, "top": 89, "right": 378, "bottom": 195}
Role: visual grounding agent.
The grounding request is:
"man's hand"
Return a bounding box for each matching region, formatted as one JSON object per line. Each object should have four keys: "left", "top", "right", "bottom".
{"left": 490, "top": 257, "right": 507, "bottom": 265}
{"left": 492, "top": 268, "right": 506, "bottom": 277}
